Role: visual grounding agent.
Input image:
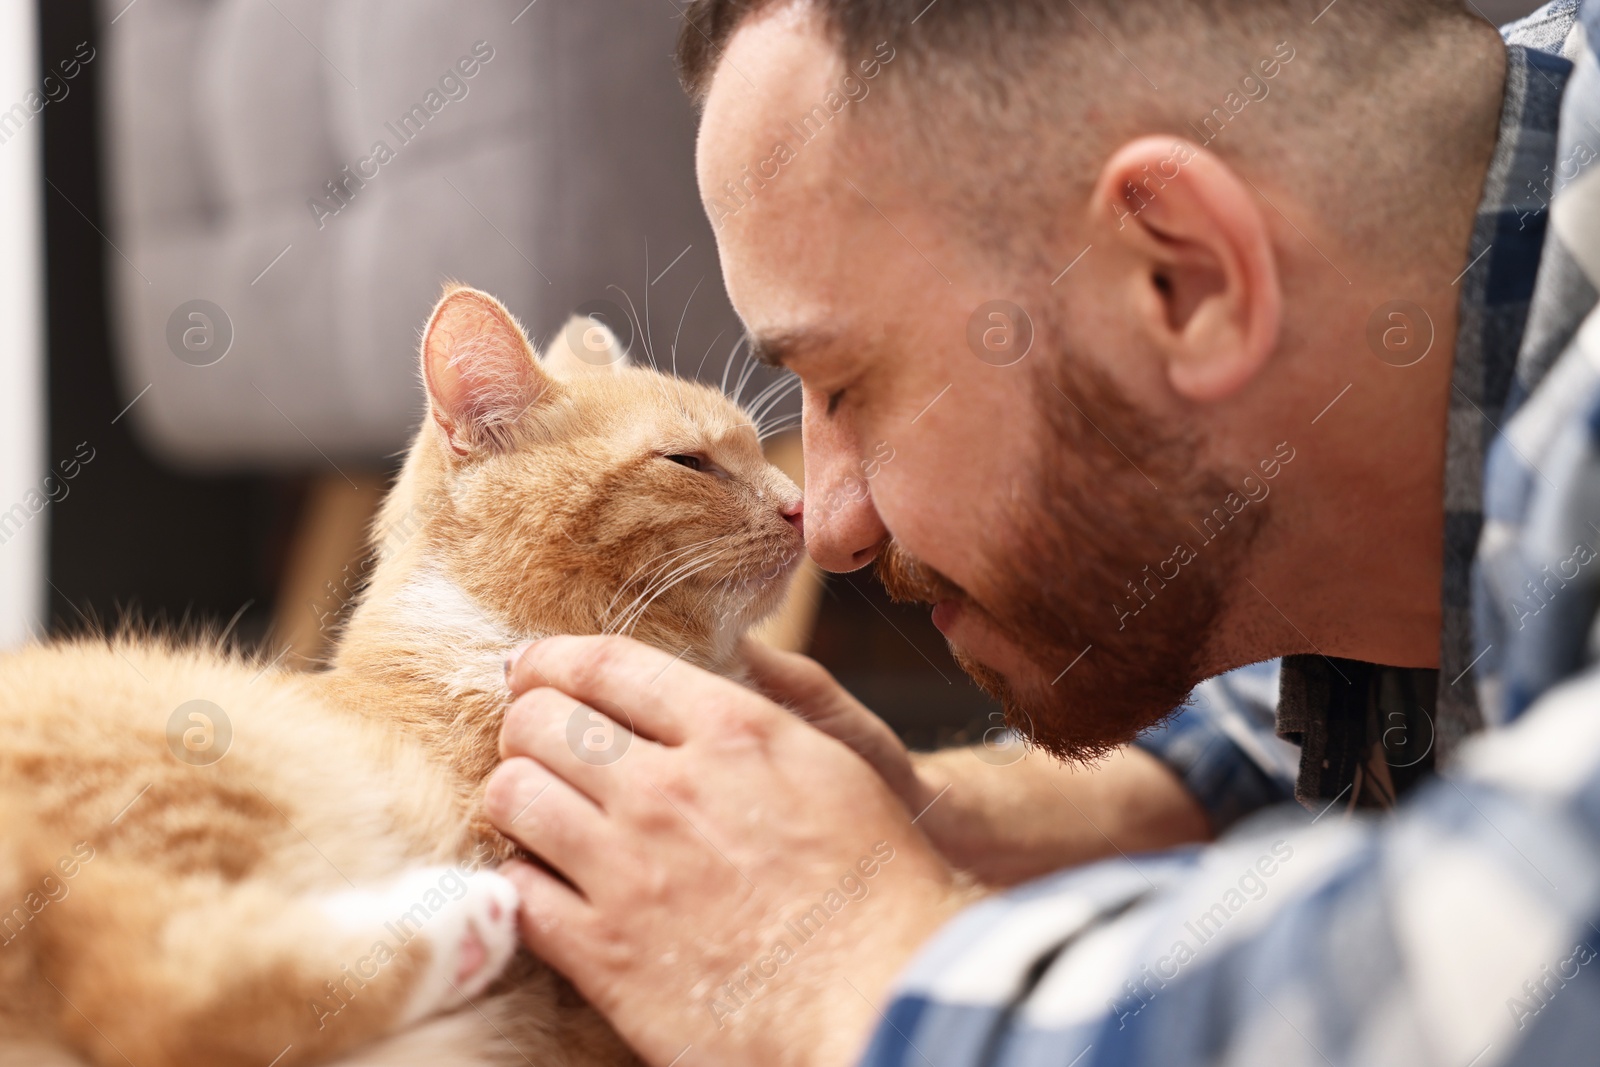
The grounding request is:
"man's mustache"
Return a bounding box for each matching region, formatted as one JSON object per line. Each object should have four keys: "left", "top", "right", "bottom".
{"left": 876, "top": 539, "right": 965, "bottom": 607}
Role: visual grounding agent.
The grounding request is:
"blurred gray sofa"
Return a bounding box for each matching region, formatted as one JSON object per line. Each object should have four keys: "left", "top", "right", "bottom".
{"left": 99, "top": 0, "right": 739, "bottom": 469}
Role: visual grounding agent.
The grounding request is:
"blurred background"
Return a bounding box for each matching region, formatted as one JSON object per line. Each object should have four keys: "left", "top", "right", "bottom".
{"left": 0, "top": 0, "right": 1550, "bottom": 746}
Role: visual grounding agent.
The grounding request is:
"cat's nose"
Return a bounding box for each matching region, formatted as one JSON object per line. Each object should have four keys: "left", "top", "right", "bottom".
{"left": 780, "top": 498, "right": 804, "bottom": 538}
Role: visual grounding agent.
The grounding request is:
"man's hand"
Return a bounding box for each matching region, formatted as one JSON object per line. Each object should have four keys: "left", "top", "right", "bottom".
{"left": 740, "top": 640, "right": 1214, "bottom": 886}
{"left": 738, "top": 638, "right": 931, "bottom": 811}
{"left": 488, "top": 635, "right": 970, "bottom": 1067}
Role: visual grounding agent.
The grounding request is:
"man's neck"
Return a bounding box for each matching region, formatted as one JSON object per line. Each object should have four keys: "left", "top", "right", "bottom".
{"left": 1216, "top": 31, "right": 1511, "bottom": 673}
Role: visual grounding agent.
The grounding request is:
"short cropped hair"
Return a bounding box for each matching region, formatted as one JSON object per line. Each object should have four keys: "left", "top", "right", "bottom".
{"left": 677, "top": 0, "right": 1490, "bottom": 265}
{"left": 677, "top": 0, "right": 1472, "bottom": 103}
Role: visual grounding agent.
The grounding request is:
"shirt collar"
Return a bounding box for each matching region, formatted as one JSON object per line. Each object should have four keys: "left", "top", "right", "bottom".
{"left": 1432, "top": 42, "right": 1571, "bottom": 758}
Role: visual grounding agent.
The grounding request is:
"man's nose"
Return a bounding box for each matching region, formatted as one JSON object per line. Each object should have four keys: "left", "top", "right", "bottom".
{"left": 804, "top": 463, "right": 888, "bottom": 573}
{"left": 798, "top": 385, "right": 889, "bottom": 572}
{"left": 812, "top": 503, "right": 886, "bottom": 571}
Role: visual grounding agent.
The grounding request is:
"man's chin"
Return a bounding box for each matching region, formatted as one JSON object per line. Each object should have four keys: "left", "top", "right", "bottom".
{"left": 945, "top": 632, "right": 1183, "bottom": 765}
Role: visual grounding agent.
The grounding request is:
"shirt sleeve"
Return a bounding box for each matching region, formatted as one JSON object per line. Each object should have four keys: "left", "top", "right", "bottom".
{"left": 1132, "top": 659, "right": 1300, "bottom": 833}
{"left": 859, "top": 665, "right": 1600, "bottom": 1067}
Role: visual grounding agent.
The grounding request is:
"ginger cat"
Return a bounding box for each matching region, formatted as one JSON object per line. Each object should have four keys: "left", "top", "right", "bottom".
{"left": 0, "top": 286, "right": 804, "bottom": 1067}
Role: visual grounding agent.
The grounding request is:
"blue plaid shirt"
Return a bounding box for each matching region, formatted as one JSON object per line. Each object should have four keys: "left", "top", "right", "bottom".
{"left": 861, "top": 5, "right": 1600, "bottom": 1065}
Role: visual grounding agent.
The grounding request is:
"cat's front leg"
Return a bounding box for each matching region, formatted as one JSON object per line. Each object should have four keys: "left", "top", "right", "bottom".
{"left": 320, "top": 866, "right": 521, "bottom": 1028}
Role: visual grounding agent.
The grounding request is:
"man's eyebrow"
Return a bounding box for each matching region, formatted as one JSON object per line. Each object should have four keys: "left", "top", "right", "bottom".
{"left": 747, "top": 330, "right": 838, "bottom": 370}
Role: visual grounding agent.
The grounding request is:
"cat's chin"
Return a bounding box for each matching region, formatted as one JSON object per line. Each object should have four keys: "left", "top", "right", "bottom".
{"left": 728, "top": 558, "right": 804, "bottom": 630}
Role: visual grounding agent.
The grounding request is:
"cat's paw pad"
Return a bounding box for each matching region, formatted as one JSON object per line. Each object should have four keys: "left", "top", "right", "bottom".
{"left": 402, "top": 868, "right": 520, "bottom": 1021}
{"left": 321, "top": 867, "right": 520, "bottom": 1025}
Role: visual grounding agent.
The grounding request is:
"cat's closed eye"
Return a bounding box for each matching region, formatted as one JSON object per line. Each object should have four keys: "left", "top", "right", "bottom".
{"left": 663, "top": 453, "right": 729, "bottom": 480}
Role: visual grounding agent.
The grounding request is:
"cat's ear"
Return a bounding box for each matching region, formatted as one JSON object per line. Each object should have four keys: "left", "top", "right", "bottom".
{"left": 421, "top": 286, "right": 553, "bottom": 457}
{"left": 541, "top": 314, "right": 631, "bottom": 378}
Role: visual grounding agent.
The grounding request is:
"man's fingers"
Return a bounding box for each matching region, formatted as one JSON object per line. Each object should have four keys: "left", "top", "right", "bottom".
{"left": 499, "top": 860, "right": 593, "bottom": 971}
{"left": 738, "top": 637, "right": 841, "bottom": 716}
{"left": 484, "top": 757, "right": 611, "bottom": 890}
{"left": 740, "top": 637, "right": 882, "bottom": 737}
{"left": 737, "top": 639, "right": 926, "bottom": 806}
{"left": 506, "top": 635, "right": 739, "bottom": 744}
{"left": 500, "top": 686, "right": 652, "bottom": 807}
{"left": 505, "top": 640, "right": 554, "bottom": 695}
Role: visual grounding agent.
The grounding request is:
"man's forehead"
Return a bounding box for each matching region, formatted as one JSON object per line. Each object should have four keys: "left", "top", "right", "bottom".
{"left": 695, "top": 5, "right": 914, "bottom": 366}
{"left": 696, "top": 5, "right": 847, "bottom": 200}
{"left": 697, "top": 15, "right": 859, "bottom": 344}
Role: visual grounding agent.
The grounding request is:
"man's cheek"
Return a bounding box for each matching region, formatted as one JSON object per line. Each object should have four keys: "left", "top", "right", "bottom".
{"left": 876, "top": 452, "right": 986, "bottom": 551}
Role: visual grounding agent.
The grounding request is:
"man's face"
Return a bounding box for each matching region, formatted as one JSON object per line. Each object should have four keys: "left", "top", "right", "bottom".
{"left": 699, "top": 9, "right": 1260, "bottom": 758}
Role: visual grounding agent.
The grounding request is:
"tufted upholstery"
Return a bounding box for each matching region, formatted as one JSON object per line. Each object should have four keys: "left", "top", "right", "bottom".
{"left": 99, "top": 0, "right": 739, "bottom": 469}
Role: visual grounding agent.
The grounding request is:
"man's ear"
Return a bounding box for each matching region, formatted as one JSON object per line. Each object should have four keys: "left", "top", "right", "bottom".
{"left": 421, "top": 285, "right": 553, "bottom": 457}
{"left": 541, "top": 313, "right": 631, "bottom": 378}
{"left": 1092, "top": 137, "right": 1281, "bottom": 402}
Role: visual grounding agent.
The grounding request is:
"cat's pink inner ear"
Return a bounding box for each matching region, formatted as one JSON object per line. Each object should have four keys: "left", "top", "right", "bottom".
{"left": 422, "top": 288, "right": 549, "bottom": 456}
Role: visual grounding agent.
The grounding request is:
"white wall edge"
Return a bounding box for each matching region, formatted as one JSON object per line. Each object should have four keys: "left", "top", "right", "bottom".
{"left": 0, "top": 0, "right": 48, "bottom": 648}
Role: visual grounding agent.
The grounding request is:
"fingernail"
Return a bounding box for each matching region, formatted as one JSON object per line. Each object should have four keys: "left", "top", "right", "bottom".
{"left": 505, "top": 641, "right": 535, "bottom": 682}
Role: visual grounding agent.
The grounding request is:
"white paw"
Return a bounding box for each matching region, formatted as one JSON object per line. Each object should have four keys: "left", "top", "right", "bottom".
{"left": 402, "top": 868, "right": 521, "bottom": 1022}
{"left": 320, "top": 866, "right": 521, "bottom": 1026}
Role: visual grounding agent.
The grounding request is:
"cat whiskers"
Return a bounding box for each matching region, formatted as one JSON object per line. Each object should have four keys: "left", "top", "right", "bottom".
{"left": 606, "top": 283, "right": 656, "bottom": 371}
{"left": 669, "top": 275, "right": 705, "bottom": 380}
{"left": 710, "top": 334, "right": 800, "bottom": 442}
{"left": 719, "top": 335, "right": 752, "bottom": 399}
{"left": 694, "top": 329, "right": 728, "bottom": 382}
{"left": 608, "top": 280, "right": 702, "bottom": 423}
{"left": 757, "top": 415, "right": 804, "bottom": 444}
{"left": 601, "top": 536, "right": 721, "bottom": 616}
{"left": 747, "top": 379, "right": 802, "bottom": 442}
{"left": 745, "top": 372, "right": 800, "bottom": 427}
{"left": 679, "top": 540, "right": 797, "bottom": 635}
{"left": 599, "top": 536, "right": 724, "bottom": 630}
{"left": 608, "top": 547, "right": 731, "bottom": 637}
{"left": 732, "top": 345, "right": 762, "bottom": 406}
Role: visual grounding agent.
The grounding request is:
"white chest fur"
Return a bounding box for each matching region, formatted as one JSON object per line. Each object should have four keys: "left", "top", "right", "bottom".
{"left": 385, "top": 569, "right": 524, "bottom": 699}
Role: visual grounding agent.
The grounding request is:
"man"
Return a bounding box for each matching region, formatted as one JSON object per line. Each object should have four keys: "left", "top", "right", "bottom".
{"left": 485, "top": 0, "right": 1600, "bottom": 1063}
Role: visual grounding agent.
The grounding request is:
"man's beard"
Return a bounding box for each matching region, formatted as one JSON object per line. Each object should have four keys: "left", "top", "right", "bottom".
{"left": 878, "top": 355, "right": 1265, "bottom": 764}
